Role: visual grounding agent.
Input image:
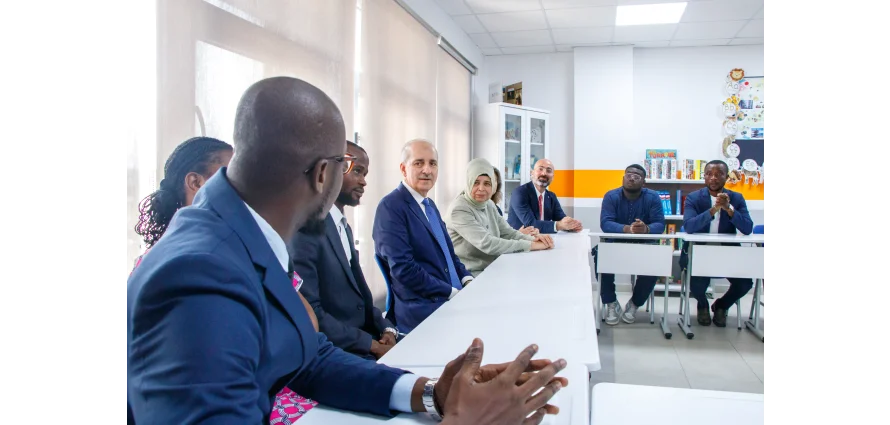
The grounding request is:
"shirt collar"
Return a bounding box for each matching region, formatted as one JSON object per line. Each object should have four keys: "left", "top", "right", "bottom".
{"left": 329, "top": 204, "right": 346, "bottom": 226}
{"left": 403, "top": 181, "right": 428, "bottom": 206}
{"left": 243, "top": 201, "right": 290, "bottom": 273}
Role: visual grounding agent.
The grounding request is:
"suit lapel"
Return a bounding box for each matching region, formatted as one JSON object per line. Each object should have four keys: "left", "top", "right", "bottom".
{"left": 325, "top": 215, "right": 361, "bottom": 295}
{"left": 529, "top": 183, "right": 541, "bottom": 219}
{"left": 400, "top": 184, "right": 437, "bottom": 238}
{"left": 197, "top": 169, "right": 312, "bottom": 331}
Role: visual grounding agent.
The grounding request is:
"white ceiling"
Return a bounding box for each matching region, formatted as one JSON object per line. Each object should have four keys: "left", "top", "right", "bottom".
{"left": 434, "top": 0, "right": 764, "bottom": 55}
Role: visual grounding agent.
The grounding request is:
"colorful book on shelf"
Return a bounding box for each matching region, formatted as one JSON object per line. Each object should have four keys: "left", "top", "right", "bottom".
{"left": 667, "top": 224, "right": 677, "bottom": 250}
{"left": 676, "top": 190, "right": 682, "bottom": 215}
{"left": 645, "top": 149, "right": 677, "bottom": 160}
{"left": 681, "top": 160, "right": 696, "bottom": 180}
{"left": 699, "top": 160, "right": 708, "bottom": 179}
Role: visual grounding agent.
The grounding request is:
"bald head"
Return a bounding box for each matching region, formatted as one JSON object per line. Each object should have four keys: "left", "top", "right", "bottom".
{"left": 228, "top": 76, "right": 347, "bottom": 238}
{"left": 231, "top": 77, "right": 346, "bottom": 192}
{"left": 531, "top": 158, "right": 555, "bottom": 188}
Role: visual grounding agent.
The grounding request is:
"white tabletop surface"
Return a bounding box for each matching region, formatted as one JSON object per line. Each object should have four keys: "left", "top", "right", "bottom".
{"left": 379, "top": 232, "right": 599, "bottom": 371}
{"left": 300, "top": 364, "right": 590, "bottom": 425}
{"left": 589, "top": 232, "right": 682, "bottom": 240}
{"left": 591, "top": 383, "right": 763, "bottom": 425}
{"left": 677, "top": 232, "right": 764, "bottom": 243}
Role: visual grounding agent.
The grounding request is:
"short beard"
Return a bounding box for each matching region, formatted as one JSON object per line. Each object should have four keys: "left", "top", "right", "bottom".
{"left": 534, "top": 179, "right": 550, "bottom": 188}
{"left": 336, "top": 191, "right": 359, "bottom": 207}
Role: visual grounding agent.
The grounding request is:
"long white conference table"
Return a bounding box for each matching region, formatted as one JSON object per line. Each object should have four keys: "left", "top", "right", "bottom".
{"left": 298, "top": 230, "right": 599, "bottom": 424}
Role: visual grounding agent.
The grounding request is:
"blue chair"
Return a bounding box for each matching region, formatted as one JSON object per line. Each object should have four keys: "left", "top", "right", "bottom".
{"left": 374, "top": 254, "right": 397, "bottom": 327}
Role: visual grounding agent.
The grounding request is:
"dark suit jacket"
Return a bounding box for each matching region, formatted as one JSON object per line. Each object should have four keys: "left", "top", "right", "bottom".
{"left": 127, "top": 169, "right": 406, "bottom": 424}
{"left": 290, "top": 213, "right": 394, "bottom": 358}
{"left": 372, "top": 183, "right": 472, "bottom": 333}
{"left": 680, "top": 187, "right": 754, "bottom": 268}
{"left": 507, "top": 181, "right": 567, "bottom": 233}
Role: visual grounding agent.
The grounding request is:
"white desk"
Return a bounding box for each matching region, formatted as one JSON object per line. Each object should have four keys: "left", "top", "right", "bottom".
{"left": 591, "top": 383, "right": 763, "bottom": 425}
{"left": 299, "top": 364, "right": 590, "bottom": 425}
{"left": 676, "top": 233, "right": 765, "bottom": 341}
{"left": 380, "top": 231, "right": 600, "bottom": 372}
{"left": 589, "top": 232, "right": 681, "bottom": 339}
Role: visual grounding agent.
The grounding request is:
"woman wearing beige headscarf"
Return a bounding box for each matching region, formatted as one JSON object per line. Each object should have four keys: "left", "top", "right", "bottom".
{"left": 445, "top": 158, "right": 554, "bottom": 276}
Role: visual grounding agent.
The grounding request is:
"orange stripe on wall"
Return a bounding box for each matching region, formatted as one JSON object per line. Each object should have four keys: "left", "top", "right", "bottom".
{"left": 549, "top": 169, "right": 764, "bottom": 201}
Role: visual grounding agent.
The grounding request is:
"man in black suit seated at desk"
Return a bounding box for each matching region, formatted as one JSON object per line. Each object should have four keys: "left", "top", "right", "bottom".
{"left": 290, "top": 141, "right": 399, "bottom": 360}
{"left": 681, "top": 160, "right": 754, "bottom": 328}
{"left": 595, "top": 164, "right": 665, "bottom": 326}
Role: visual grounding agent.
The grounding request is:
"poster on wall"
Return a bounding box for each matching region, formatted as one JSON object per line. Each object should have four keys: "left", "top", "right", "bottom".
{"left": 735, "top": 76, "right": 764, "bottom": 141}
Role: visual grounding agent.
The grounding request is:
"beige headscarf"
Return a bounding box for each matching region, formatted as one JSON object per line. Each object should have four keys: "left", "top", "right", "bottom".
{"left": 462, "top": 158, "right": 495, "bottom": 208}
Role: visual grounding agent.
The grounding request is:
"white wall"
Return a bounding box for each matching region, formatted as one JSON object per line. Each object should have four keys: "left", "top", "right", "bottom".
{"left": 574, "top": 46, "right": 635, "bottom": 170}
{"left": 473, "top": 52, "right": 575, "bottom": 170}
{"left": 633, "top": 45, "right": 765, "bottom": 161}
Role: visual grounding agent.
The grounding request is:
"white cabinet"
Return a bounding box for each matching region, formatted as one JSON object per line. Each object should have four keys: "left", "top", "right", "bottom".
{"left": 475, "top": 103, "right": 550, "bottom": 218}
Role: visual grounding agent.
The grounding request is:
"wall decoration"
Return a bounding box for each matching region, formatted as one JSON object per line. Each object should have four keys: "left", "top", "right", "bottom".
{"left": 719, "top": 68, "right": 763, "bottom": 187}
{"left": 729, "top": 68, "right": 745, "bottom": 81}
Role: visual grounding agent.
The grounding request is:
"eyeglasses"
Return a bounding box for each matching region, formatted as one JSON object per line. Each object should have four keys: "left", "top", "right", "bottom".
{"left": 624, "top": 173, "right": 644, "bottom": 182}
{"left": 304, "top": 153, "right": 356, "bottom": 175}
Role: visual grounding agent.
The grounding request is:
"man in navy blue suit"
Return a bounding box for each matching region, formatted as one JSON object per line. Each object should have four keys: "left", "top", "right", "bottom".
{"left": 290, "top": 141, "right": 399, "bottom": 360}
{"left": 127, "top": 77, "right": 567, "bottom": 424}
{"left": 507, "top": 159, "right": 582, "bottom": 234}
{"left": 682, "top": 160, "right": 754, "bottom": 328}
{"left": 373, "top": 139, "right": 474, "bottom": 333}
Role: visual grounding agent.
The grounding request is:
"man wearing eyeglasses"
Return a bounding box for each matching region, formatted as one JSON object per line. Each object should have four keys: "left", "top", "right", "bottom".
{"left": 290, "top": 141, "right": 399, "bottom": 360}
{"left": 594, "top": 164, "right": 666, "bottom": 326}
{"left": 507, "top": 159, "right": 582, "bottom": 234}
{"left": 373, "top": 139, "right": 474, "bottom": 333}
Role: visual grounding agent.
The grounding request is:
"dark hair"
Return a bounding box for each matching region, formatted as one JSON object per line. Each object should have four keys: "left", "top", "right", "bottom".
{"left": 706, "top": 159, "right": 729, "bottom": 174}
{"left": 491, "top": 167, "right": 503, "bottom": 204}
{"left": 135, "top": 137, "right": 232, "bottom": 248}
{"left": 626, "top": 164, "right": 647, "bottom": 177}
{"left": 347, "top": 140, "right": 366, "bottom": 154}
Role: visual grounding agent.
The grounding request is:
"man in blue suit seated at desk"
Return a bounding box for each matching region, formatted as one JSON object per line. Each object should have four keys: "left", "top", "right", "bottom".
{"left": 290, "top": 141, "right": 399, "bottom": 361}
{"left": 373, "top": 139, "right": 474, "bottom": 333}
{"left": 682, "top": 159, "right": 754, "bottom": 328}
{"left": 127, "top": 77, "right": 568, "bottom": 424}
{"left": 507, "top": 159, "right": 582, "bottom": 234}
{"left": 595, "top": 164, "right": 666, "bottom": 325}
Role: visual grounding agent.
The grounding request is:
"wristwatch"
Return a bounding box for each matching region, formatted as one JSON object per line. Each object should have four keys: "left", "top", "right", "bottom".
{"left": 384, "top": 327, "right": 399, "bottom": 338}
{"left": 422, "top": 378, "right": 443, "bottom": 420}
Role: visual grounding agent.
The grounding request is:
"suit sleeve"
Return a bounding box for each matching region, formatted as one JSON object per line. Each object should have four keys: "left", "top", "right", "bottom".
{"left": 448, "top": 202, "right": 531, "bottom": 257}
{"left": 373, "top": 200, "right": 453, "bottom": 299}
{"left": 290, "top": 333, "right": 408, "bottom": 417}
{"left": 292, "top": 232, "right": 374, "bottom": 356}
{"left": 509, "top": 186, "right": 558, "bottom": 234}
{"left": 730, "top": 194, "right": 754, "bottom": 235}
{"left": 647, "top": 194, "right": 666, "bottom": 234}
{"left": 599, "top": 193, "right": 625, "bottom": 234}
{"left": 551, "top": 195, "right": 567, "bottom": 222}
{"left": 683, "top": 192, "right": 712, "bottom": 234}
{"left": 128, "top": 254, "right": 266, "bottom": 424}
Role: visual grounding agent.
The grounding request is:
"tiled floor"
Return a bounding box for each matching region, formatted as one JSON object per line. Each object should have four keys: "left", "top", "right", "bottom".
{"left": 591, "top": 291, "right": 764, "bottom": 394}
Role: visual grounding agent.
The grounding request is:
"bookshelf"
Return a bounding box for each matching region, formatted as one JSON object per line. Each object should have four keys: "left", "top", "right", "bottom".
{"left": 647, "top": 179, "right": 705, "bottom": 184}
{"left": 665, "top": 215, "right": 683, "bottom": 220}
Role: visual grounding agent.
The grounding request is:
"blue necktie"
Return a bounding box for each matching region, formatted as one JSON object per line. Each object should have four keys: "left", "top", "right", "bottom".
{"left": 422, "top": 198, "right": 462, "bottom": 290}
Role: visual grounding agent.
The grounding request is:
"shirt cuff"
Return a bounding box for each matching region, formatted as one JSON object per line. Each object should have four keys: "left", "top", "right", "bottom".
{"left": 389, "top": 373, "right": 421, "bottom": 413}
{"left": 553, "top": 222, "right": 558, "bottom": 233}
{"left": 449, "top": 287, "right": 459, "bottom": 300}
{"left": 461, "top": 276, "right": 473, "bottom": 285}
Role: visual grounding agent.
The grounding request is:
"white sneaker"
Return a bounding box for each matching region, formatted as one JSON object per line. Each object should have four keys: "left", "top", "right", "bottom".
{"left": 604, "top": 301, "right": 621, "bottom": 325}
{"left": 621, "top": 300, "right": 639, "bottom": 324}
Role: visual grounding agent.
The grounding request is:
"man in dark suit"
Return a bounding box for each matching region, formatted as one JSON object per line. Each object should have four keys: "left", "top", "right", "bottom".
{"left": 507, "top": 159, "right": 582, "bottom": 234}
{"left": 127, "top": 77, "right": 567, "bottom": 423}
{"left": 682, "top": 159, "right": 755, "bottom": 327}
{"left": 291, "top": 141, "right": 398, "bottom": 360}
{"left": 373, "top": 139, "right": 474, "bottom": 333}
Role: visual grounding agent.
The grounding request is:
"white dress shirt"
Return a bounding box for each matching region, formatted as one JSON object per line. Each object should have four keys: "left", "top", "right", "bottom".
{"left": 533, "top": 183, "right": 559, "bottom": 233}
{"left": 243, "top": 201, "right": 418, "bottom": 412}
{"left": 402, "top": 182, "right": 473, "bottom": 297}
{"left": 328, "top": 205, "right": 352, "bottom": 262}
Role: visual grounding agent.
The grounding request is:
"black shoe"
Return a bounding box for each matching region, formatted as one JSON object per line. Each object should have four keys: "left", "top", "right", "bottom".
{"left": 712, "top": 304, "right": 728, "bottom": 328}
{"left": 697, "top": 304, "right": 711, "bottom": 326}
